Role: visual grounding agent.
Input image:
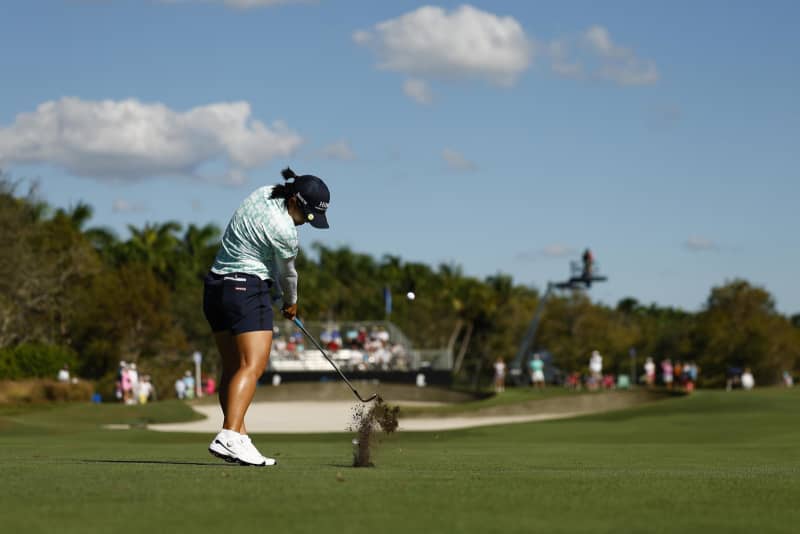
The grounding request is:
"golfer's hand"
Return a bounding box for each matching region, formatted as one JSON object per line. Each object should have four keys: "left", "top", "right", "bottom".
{"left": 282, "top": 303, "right": 297, "bottom": 320}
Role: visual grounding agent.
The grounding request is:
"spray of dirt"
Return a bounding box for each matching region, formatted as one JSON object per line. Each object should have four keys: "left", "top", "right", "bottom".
{"left": 348, "top": 396, "right": 399, "bottom": 468}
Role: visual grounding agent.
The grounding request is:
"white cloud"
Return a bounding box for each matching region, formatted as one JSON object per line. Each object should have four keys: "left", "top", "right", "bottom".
{"left": 685, "top": 236, "right": 717, "bottom": 251}
{"left": 320, "top": 140, "right": 356, "bottom": 161}
{"left": 403, "top": 79, "right": 433, "bottom": 104}
{"left": 0, "top": 97, "right": 303, "bottom": 183}
{"left": 352, "top": 30, "right": 371, "bottom": 45}
{"left": 548, "top": 25, "right": 658, "bottom": 86}
{"left": 516, "top": 244, "right": 576, "bottom": 261}
{"left": 112, "top": 199, "right": 146, "bottom": 213}
{"left": 442, "top": 148, "right": 476, "bottom": 171}
{"left": 354, "top": 5, "right": 532, "bottom": 86}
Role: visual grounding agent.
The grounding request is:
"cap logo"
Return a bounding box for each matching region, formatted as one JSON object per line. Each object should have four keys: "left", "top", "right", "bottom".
{"left": 316, "top": 201, "right": 328, "bottom": 210}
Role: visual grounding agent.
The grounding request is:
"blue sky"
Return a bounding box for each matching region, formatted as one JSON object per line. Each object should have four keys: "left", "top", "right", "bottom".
{"left": 1, "top": 0, "right": 798, "bottom": 314}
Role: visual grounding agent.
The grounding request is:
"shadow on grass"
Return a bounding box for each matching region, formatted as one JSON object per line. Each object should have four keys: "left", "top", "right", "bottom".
{"left": 81, "top": 459, "right": 234, "bottom": 467}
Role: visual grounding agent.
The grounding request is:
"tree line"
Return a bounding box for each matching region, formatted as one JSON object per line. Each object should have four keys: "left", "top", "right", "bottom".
{"left": 1, "top": 176, "right": 798, "bottom": 391}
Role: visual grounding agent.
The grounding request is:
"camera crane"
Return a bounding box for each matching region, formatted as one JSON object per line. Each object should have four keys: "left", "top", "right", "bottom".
{"left": 509, "top": 249, "right": 608, "bottom": 384}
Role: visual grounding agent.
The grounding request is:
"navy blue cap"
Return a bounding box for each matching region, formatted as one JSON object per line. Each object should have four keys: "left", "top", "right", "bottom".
{"left": 293, "top": 174, "right": 330, "bottom": 229}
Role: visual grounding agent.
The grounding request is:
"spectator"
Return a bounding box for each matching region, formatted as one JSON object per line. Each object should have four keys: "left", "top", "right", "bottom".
{"left": 175, "top": 376, "right": 187, "bottom": 400}
{"left": 493, "top": 357, "right": 506, "bottom": 393}
{"left": 582, "top": 248, "right": 594, "bottom": 279}
{"left": 346, "top": 328, "right": 358, "bottom": 348}
{"left": 320, "top": 329, "right": 332, "bottom": 345}
{"left": 617, "top": 374, "right": 631, "bottom": 389}
{"left": 726, "top": 366, "right": 742, "bottom": 391}
{"left": 137, "top": 375, "right": 154, "bottom": 404}
{"left": 644, "top": 357, "right": 656, "bottom": 387}
{"left": 741, "top": 368, "right": 755, "bottom": 390}
{"left": 183, "top": 370, "right": 196, "bottom": 400}
{"left": 661, "top": 358, "right": 674, "bottom": 390}
{"left": 326, "top": 328, "right": 341, "bottom": 352}
{"left": 685, "top": 361, "right": 699, "bottom": 392}
{"left": 121, "top": 363, "right": 133, "bottom": 404}
{"left": 602, "top": 374, "right": 616, "bottom": 390}
{"left": 357, "top": 327, "right": 368, "bottom": 348}
{"left": 585, "top": 373, "right": 599, "bottom": 391}
{"left": 377, "top": 328, "right": 390, "bottom": 344}
{"left": 674, "top": 361, "right": 684, "bottom": 387}
{"left": 783, "top": 371, "right": 794, "bottom": 388}
{"left": 530, "top": 353, "right": 545, "bottom": 389}
{"left": 204, "top": 376, "right": 217, "bottom": 395}
{"left": 589, "top": 350, "right": 603, "bottom": 380}
{"left": 566, "top": 372, "right": 582, "bottom": 390}
{"left": 57, "top": 364, "right": 70, "bottom": 383}
{"left": 416, "top": 372, "right": 427, "bottom": 388}
{"left": 128, "top": 363, "right": 139, "bottom": 402}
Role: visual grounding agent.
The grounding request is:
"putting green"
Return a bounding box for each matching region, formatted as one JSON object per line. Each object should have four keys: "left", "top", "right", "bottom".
{"left": 1, "top": 388, "right": 799, "bottom": 533}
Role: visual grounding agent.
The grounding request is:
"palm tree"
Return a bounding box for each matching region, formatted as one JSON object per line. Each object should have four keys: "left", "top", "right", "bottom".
{"left": 54, "top": 201, "right": 94, "bottom": 231}
{"left": 124, "top": 221, "right": 183, "bottom": 284}
{"left": 181, "top": 223, "right": 221, "bottom": 277}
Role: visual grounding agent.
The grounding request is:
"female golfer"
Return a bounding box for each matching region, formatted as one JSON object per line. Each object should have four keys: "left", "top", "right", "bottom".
{"left": 203, "top": 167, "right": 330, "bottom": 466}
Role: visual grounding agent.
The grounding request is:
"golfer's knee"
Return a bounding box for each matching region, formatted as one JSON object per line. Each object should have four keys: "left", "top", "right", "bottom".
{"left": 240, "top": 354, "right": 267, "bottom": 375}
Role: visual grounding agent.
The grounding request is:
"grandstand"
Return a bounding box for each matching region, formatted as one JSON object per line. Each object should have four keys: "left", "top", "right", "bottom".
{"left": 264, "top": 320, "right": 453, "bottom": 385}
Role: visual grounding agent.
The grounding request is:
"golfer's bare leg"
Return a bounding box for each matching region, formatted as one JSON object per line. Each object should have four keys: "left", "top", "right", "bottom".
{"left": 223, "top": 330, "right": 272, "bottom": 433}
{"left": 213, "top": 331, "right": 249, "bottom": 435}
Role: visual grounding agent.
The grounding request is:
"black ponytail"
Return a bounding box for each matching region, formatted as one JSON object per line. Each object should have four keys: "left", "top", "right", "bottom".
{"left": 270, "top": 167, "right": 297, "bottom": 201}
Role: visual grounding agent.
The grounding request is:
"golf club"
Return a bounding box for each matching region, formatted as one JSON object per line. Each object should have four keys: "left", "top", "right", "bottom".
{"left": 292, "top": 317, "right": 378, "bottom": 403}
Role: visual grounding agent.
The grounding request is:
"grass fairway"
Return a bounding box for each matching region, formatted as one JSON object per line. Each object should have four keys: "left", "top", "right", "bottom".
{"left": 2, "top": 389, "right": 799, "bottom": 534}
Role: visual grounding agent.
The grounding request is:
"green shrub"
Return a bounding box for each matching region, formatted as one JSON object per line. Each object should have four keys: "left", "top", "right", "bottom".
{"left": 0, "top": 343, "right": 78, "bottom": 380}
{"left": 94, "top": 372, "right": 120, "bottom": 402}
{"left": 0, "top": 347, "right": 21, "bottom": 380}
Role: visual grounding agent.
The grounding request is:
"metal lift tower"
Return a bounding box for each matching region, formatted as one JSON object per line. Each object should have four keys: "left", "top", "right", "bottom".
{"left": 510, "top": 251, "right": 608, "bottom": 384}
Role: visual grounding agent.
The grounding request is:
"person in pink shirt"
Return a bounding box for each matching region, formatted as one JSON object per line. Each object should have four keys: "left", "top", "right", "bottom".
{"left": 661, "top": 358, "right": 674, "bottom": 389}
{"left": 204, "top": 376, "right": 217, "bottom": 396}
{"left": 121, "top": 363, "right": 133, "bottom": 404}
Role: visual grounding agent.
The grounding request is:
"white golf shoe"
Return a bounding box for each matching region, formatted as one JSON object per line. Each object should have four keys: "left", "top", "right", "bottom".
{"left": 208, "top": 430, "right": 271, "bottom": 466}
{"left": 242, "top": 435, "right": 277, "bottom": 466}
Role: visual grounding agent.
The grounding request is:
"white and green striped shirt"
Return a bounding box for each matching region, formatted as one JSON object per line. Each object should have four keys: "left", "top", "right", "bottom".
{"left": 211, "top": 186, "right": 299, "bottom": 302}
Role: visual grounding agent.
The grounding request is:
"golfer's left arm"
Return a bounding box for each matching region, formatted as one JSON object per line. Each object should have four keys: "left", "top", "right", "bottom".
{"left": 276, "top": 255, "right": 298, "bottom": 319}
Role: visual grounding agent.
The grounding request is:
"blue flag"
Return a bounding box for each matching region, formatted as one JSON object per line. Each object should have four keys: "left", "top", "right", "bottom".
{"left": 383, "top": 285, "right": 392, "bottom": 317}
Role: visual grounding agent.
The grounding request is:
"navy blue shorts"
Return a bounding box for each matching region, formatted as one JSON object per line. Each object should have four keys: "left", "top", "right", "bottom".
{"left": 203, "top": 271, "right": 274, "bottom": 335}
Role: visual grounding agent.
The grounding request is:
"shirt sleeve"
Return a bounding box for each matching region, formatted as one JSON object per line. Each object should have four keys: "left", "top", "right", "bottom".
{"left": 275, "top": 255, "right": 298, "bottom": 305}
{"left": 269, "top": 225, "right": 299, "bottom": 261}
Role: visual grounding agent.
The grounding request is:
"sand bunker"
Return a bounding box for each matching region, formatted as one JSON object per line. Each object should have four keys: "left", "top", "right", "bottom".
{"left": 146, "top": 400, "right": 590, "bottom": 433}
{"left": 143, "top": 390, "right": 665, "bottom": 434}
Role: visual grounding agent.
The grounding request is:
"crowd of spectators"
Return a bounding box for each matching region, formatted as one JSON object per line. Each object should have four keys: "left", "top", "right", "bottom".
{"left": 560, "top": 350, "right": 632, "bottom": 391}
{"left": 642, "top": 357, "right": 700, "bottom": 391}
{"left": 556, "top": 352, "right": 700, "bottom": 392}
{"left": 269, "top": 324, "right": 412, "bottom": 372}
{"left": 174, "top": 371, "right": 216, "bottom": 400}
{"left": 114, "top": 361, "right": 156, "bottom": 404}
{"left": 725, "top": 366, "right": 758, "bottom": 391}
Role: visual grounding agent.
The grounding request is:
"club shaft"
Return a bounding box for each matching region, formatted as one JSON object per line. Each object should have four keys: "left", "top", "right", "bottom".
{"left": 293, "top": 318, "right": 374, "bottom": 402}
